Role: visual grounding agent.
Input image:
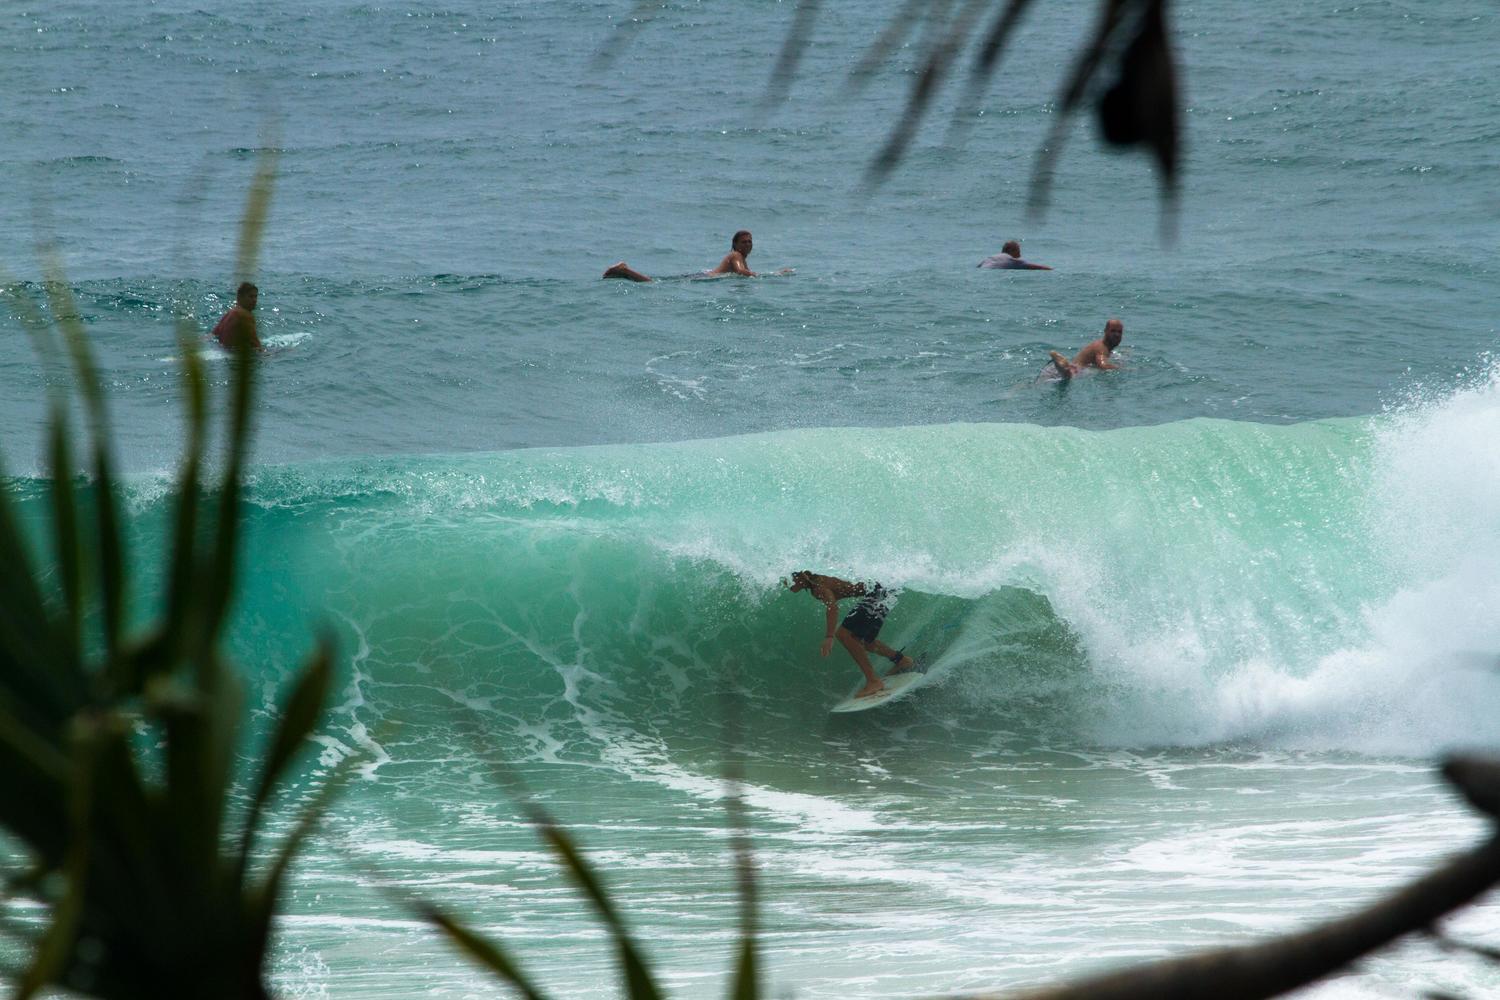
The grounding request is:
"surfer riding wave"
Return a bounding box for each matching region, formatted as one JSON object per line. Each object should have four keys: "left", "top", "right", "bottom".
{"left": 788, "top": 571, "right": 917, "bottom": 699}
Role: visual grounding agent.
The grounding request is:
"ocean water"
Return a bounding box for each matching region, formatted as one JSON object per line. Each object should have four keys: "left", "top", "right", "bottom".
{"left": 3, "top": 1, "right": 1500, "bottom": 997}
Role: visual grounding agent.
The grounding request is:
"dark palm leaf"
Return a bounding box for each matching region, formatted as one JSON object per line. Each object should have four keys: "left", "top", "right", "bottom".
{"left": 236, "top": 640, "right": 334, "bottom": 878}
{"left": 759, "top": 0, "right": 822, "bottom": 112}
{"left": 866, "top": 0, "right": 989, "bottom": 188}
{"left": 947, "top": 0, "right": 1037, "bottom": 142}
{"left": 420, "top": 903, "right": 553, "bottom": 1000}
{"left": 527, "top": 804, "right": 665, "bottom": 1000}
{"left": 843, "top": 0, "right": 927, "bottom": 98}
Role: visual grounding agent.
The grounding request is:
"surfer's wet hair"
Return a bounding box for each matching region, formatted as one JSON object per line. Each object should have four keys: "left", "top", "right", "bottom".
{"left": 1002, "top": 240, "right": 1021, "bottom": 257}
{"left": 236, "top": 281, "right": 257, "bottom": 303}
{"left": 732, "top": 230, "right": 751, "bottom": 247}
{"left": 790, "top": 570, "right": 814, "bottom": 589}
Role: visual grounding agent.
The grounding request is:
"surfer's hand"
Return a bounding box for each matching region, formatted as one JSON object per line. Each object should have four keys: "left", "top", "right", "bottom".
{"left": 821, "top": 637, "right": 833, "bottom": 657}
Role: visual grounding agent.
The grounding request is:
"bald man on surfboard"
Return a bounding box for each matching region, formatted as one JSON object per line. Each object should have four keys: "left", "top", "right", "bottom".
{"left": 1049, "top": 318, "right": 1124, "bottom": 379}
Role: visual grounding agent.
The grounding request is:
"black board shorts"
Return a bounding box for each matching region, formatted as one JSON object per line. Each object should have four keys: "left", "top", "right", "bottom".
{"left": 840, "top": 585, "right": 891, "bottom": 644}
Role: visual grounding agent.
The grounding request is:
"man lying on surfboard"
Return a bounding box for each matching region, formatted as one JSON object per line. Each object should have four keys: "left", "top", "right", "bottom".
{"left": 1048, "top": 318, "right": 1123, "bottom": 379}
{"left": 602, "top": 230, "right": 791, "bottom": 282}
{"left": 978, "top": 239, "right": 1052, "bottom": 271}
{"left": 788, "top": 571, "right": 917, "bottom": 700}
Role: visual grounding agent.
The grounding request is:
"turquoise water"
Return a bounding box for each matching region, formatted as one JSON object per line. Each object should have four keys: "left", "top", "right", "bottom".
{"left": 4, "top": 2, "right": 1500, "bottom": 997}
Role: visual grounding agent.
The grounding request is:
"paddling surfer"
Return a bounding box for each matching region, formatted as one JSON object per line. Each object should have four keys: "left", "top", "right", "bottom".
{"left": 1048, "top": 318, "right": 1124, "bottom": 379}
{"left": 603, "top": 230, "right": 790, "bottom": 282}
{"left": 978, "top": 240, "right": 1052, "bottom": 271}
{"left": 211, "top": 281, "right": 265, "bottom": 353}
{"left": 788, "top": 571, "right": 916, "bottom": 699}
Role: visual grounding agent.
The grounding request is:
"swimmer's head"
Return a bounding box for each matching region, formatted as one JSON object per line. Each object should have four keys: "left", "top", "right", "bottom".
{"left": 1104, "top": 317, "right": 1124, "bottom": 349}
{"left": 236, "top": 282, "right": 259, "bottom": 310}
{"left": 732, "top": 230, "right": 752, "bottom": 255}
{"left": 1002, "top": 240, "right": 1021, "bottom": 257}
{"left": 788, "top": 570, "right": 814, "bottom": 592}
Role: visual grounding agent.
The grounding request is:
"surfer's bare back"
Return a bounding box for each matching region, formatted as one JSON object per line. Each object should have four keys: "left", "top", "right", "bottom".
{"left": 978, "top": 239, "right": 1052, "bottom": 271}
{"left": 788, "top": 570, "right": 915, "bottom": 699}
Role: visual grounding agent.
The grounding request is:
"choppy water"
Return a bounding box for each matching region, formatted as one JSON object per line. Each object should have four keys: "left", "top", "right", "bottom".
{"left": 3, "top": 1, "right": 1500, "bottom": 998}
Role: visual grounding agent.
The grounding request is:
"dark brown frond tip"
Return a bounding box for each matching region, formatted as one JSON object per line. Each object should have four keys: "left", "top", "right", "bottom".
{"left": 1095, "top": 0, "right": 1180, "bottom": 189}
{"left": 947, "top": 0, "right": 1037, "bottom": 141}
{"left": 1443, "top": 755, "right": 1500, "bottom": 820}
{"left": 1431, "top": 929, "right": 1500, "bottom": 964}
{"left": 1028, "top": 0, "right": 1181, "bottom": 225}
{"left": 760, "top": 0, "right": 822, "bottom": 112}
{"left": 865, "top": 0, "right": 989, "bottom": 189}
{"left": 591, "top": 0, "right": 660, "bottom": 72}
{"left": 843, "top": 0, "right": 926, "bottom": 98}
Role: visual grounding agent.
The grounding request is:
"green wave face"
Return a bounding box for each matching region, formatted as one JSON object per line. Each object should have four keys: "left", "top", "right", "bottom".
{"left": 13, "top": 388, "right": 1500, "bottom": 771}
{"left": 217, "top": 386, "right": 1499, "bottom": 759}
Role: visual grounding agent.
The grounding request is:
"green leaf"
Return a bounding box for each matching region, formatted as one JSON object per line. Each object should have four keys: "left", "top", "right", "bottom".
{"left": 93, "top": 447, "right": 127, "bottom": 670}
{"left": 40, "top": 258, "right": 127, "bottom": 650}
{"left": 0, "top": 485, "right": 68, "bottom": 711}
{"left": 161, "top": 315, "right": 208, "bottom": 668}
{"left": 529, "top": 806, "right": 664, "bottom": 1000}
{"left": 236, "top": 640, "right": 333, "bottom": 884}
{"left": 245, "top": 754, "right": 351, "bottom": 962}
{"left": 419, "top": 904, "right": 552, "bottom": 1000}
{"left": 16, "top": 716, "right": 98, "bottom": 999}
{"left": 86, "top": 721, "right": 178, "bottom": 959}
{"left": 197, "top": 338, "right": 255, "bottom": 652}
{"left": 158, "top": 660, "right": 243, "bottom": 898}
{"left": 0, "top": 271, "right": 62, "bottom": 369}
{"left": 724, "top": 779, "right": 759, "bottom": 1000}
{"left": 0, "top": 694, "right": 71, "bottom": 854}
{"left": 235, "top": 147, "right": 278, "bottom": 285}
{"left": 46, "top": 414, "right": 82, "bottom": 665}
{"left": 199, "top": 145, "right": 276, "bottom": 660}
{"left": 39, "top": 253, "right": 109, "bottom": 445}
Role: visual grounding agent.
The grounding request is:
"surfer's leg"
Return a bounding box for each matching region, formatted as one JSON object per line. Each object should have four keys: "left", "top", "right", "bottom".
{"left": 837, "top": 628, "right": 884, "bottom": 698}
{"left": 603, "top": 261, "right": 652, "bottom": 282}
{"left": 867, "top": 640, "right": 915, "bottom": 674}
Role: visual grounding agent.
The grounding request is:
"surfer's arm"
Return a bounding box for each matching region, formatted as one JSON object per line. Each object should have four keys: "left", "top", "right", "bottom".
{"left": 1019, "top": 260, "right": 1053, "bottom": 270}
{"left": 245, "top": 314, "right": 265, "bottom": 353}
{"left": 712, "top": 252, "right": 756, "bottom": 277}
{"left": 820, "top": 601, "right": 839, "bottom": 656}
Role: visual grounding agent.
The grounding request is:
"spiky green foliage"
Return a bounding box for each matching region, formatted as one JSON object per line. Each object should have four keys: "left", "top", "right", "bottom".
{"left": 0, "top": 151, "right": 340, "bottom": 1000}
{"left": 409, "top": 720, "right": 762, "bottom": 1000}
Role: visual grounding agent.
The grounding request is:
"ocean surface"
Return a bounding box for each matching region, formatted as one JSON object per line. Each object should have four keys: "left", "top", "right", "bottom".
{"left": 3, "top": 1, "right": 1500, "bottom": 997}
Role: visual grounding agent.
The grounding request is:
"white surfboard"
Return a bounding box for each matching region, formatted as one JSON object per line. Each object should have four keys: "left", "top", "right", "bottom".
{"left": 830, "top": 667, "right": 928, "bottom": 714}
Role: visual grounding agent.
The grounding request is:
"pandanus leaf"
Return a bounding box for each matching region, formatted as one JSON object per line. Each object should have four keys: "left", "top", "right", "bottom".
{"left": 419, "top": 904, "right": 553, "bottom": 1000}
{"left": 15, "top": 719, "right": 97, "bottom": 1000}
{"left": 527, "top": 804, "right": 664, "bottom": 1000}
{"left": 236, "top": 641, "right": 334, "bottom": 883}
